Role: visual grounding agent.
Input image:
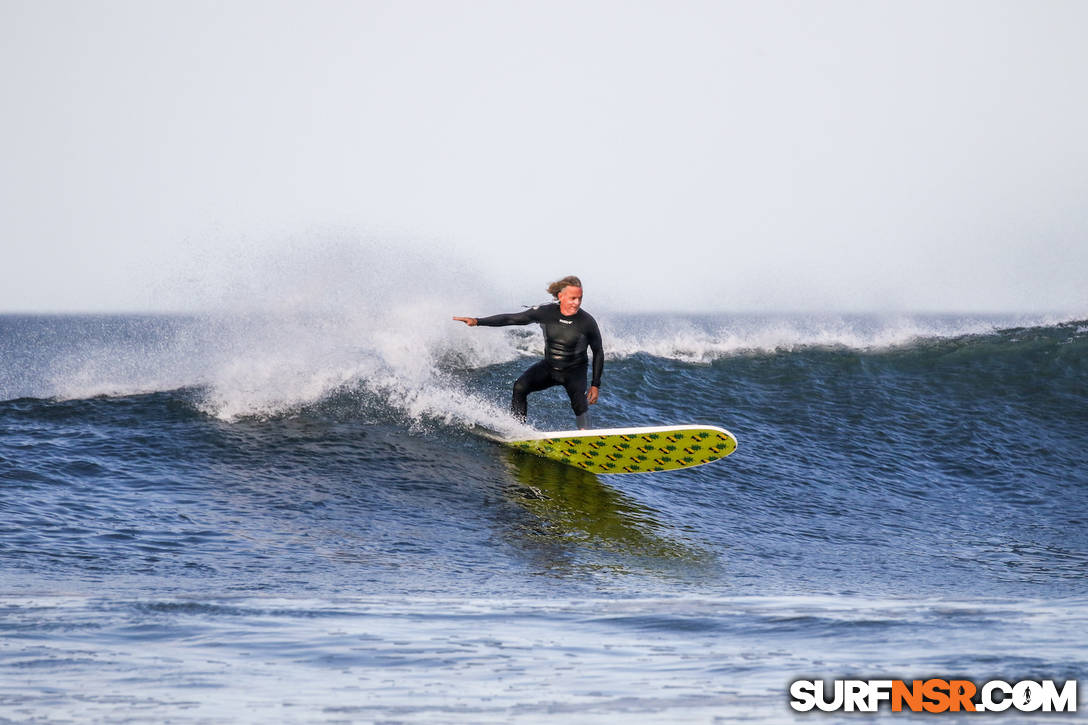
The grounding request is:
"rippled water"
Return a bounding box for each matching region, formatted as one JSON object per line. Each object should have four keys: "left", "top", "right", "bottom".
{"left": 2, "top": 313, "right": 1086, "bottom": 721}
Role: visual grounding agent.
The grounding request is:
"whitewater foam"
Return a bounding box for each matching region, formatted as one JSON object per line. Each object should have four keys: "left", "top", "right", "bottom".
{"left": 16, "top": 311, "right": 1083, "bottom": 425}
{"left": 6, "top": 234, "right": 1081, "bottom": 432}
{"left": 601, "top": 312, "right": 1076, "bottom": 363}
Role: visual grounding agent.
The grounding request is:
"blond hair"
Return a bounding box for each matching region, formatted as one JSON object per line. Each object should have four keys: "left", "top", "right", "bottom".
{"left": 546, "top": 275, "right": 583, "bottom": 298}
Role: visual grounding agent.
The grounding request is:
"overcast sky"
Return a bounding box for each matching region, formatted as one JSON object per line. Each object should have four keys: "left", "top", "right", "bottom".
{"left": 2, "top": 0, "right": 1086, "bottom": 314}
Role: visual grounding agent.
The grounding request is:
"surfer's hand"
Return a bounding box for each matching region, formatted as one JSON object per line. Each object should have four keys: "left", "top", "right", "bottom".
{"left": 587, "top": 386, "right": 599, "bottom": 405}
{"left": 453, "top": 317, "right": 478, "bottom": 326}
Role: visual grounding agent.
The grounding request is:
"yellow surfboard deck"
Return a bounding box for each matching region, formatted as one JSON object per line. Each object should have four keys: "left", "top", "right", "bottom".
{"left": 498, "top": 425, "right": 737, "bottom": 474}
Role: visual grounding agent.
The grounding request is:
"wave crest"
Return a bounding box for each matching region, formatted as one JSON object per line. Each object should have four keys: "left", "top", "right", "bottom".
{"left": 601, "top": 313, "right": 1085, "bottom": 363}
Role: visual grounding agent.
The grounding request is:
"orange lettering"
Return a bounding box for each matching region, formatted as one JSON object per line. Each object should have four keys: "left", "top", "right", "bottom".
{"left": 892, "top": 680, "right": 924, "bottom": 712}
{"left": 949, "top": 680, "right": 977, "bottom": 712}
{"left": 922, "top": 679, "right": 951, "bottom": 713}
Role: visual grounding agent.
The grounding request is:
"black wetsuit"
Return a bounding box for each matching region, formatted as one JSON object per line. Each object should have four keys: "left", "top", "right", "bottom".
{"left": 476, "top": 304, "right": 604, "bottom": 419}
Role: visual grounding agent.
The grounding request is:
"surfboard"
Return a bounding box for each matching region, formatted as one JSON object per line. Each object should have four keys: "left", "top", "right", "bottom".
{"left": 480, "top": 424, "right": 737, "bottom": 474}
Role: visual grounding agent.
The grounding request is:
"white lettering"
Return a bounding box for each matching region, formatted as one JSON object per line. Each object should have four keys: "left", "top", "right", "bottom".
{"left": 1014, "top": 680, "right": 1043, "bottom": 712}
{"left": 789, "top": 680, "right": 817, "bottom": 712}
{"left": 844, "top": 680, "right": 868, "bottom": 712}
{"left": 867, "top": 680, "right": 893, "bottom": 711}
{"left": 817, "top": 680, "right": 844, "bottom": 712}
{"left": 981, "top": 681, "right": 1013, "bottom": 712}
{"left": 1042, "top": 680, "right": 1077, "bottom": 712}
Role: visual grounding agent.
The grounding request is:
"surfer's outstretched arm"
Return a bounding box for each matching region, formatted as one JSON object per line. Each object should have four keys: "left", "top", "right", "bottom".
{"left": 454, "top": 309, "right": 542, "bottom": 327}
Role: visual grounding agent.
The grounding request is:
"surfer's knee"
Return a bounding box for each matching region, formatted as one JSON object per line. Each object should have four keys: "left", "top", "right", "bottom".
{"left": 512, "top": 377, "right": 531, "bottom": 397}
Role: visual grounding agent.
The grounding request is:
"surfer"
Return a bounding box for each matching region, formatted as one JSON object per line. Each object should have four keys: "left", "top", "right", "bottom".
{"left": 453, "top": 275, "right": 603, "bottom": 429}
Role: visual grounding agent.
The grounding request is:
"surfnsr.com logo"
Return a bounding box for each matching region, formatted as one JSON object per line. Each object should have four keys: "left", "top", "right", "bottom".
{"left": 789, "top": 679, "right": 1078, "bottom": 713}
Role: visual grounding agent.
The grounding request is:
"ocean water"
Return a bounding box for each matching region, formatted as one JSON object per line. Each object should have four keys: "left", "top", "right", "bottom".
{"left": 1, "top": 311, "right": 1086, "bottom": 722}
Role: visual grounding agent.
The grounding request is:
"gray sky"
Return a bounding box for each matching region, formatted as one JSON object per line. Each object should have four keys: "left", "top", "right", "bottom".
{"left": 3, "top": 0, "right": 1086, "bottom": 313}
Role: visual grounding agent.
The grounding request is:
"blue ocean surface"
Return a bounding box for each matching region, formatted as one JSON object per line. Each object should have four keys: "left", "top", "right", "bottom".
{"left": 1, "top": 311, "right": 1086, "bottom": 722}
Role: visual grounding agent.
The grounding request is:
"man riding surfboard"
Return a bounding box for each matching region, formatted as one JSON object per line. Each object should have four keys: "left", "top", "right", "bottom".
{"left": 454, "top": 275, "right": 603, "bottom": 430}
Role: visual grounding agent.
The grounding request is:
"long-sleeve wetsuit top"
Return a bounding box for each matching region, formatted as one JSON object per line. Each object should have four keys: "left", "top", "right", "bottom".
{"left": 476, "top": 303, "right": 604, "bottom": 387}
